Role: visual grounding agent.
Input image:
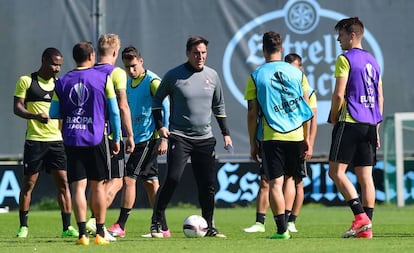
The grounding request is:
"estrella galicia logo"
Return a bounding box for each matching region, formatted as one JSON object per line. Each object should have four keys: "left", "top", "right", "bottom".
{"left": 285, "top": 0, "right": 319, "bottom": 34}
{"left": 222, "top": 0, "right": 384, "bottom": 125}
{"left": 69, "top": 82, "right": 89, "bottom": 115}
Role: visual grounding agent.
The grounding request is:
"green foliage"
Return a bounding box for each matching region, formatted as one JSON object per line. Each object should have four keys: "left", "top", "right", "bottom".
{"left": 1, "top": 205, "right": 414, "bottom": 253}
{"left": 31, "top": 197, "right": 60, "bottom": 211}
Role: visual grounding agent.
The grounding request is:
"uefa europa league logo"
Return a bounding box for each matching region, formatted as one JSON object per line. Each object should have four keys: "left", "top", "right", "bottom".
{"left": 69, "top": 82, "right": 89, "bottom": 115}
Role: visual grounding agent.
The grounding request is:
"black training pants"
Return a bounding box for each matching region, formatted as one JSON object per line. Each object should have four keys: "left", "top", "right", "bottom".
{"left": 153, "top": 134, "right": 217, "bottom": 227}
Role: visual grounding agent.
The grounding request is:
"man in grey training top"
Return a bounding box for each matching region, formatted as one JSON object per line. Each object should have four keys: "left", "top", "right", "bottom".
{"left": 150, "top": 35, "right": 232, "bottom": 238}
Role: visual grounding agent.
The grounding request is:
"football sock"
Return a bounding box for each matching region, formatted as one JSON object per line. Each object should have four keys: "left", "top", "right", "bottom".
{"left": 117, "top": 207, "right": 131, "bottom": 229}
{"left": 363, "top": 207, "right": 374, "bottom": 221}
{"left": 61, "top": 212, "right": 71, "bottom": 231}
{"left": 256, "top": 212, "right": 266, "bottom": 224}
{"left": 96, "top": 223, "right": 105, "bottom": 237}
{"left": 285, "top": 210, "right": 292, "bottom": 222}
{"left": 77, "top": 222, "right": 87, "bottom": 237}
{"left": 347, "top": 198, "right": 365, "bottom": 215}
{"left": 274, "top": 214, "right": 286, "bottom": 234}
{"left": 288, "top": 214, "right": 297, "bottom": 223}
{"left": 19, "top": 210, "right": 29, "bottom": 227}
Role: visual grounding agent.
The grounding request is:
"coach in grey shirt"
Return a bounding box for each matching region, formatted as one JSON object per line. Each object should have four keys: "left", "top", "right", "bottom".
{"left": 150, "top": 35, "right": 232, "bottom": 238}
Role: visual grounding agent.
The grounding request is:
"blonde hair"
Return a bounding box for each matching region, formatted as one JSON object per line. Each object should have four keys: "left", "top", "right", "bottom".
{"left": 97, "top": 33, "right": 121, "bottom": 56}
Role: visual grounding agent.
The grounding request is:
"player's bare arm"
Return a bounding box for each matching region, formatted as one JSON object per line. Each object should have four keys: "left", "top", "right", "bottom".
{"left": 13, "top": 96, "right": 49, "bottom": 123}
{"left": 247, "top": 99, "right": 259, "bottom": 162}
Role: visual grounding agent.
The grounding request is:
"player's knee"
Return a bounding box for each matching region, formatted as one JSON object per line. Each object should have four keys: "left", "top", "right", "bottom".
{"left": 328, "top": 169, "right": 336, "bottom": 181}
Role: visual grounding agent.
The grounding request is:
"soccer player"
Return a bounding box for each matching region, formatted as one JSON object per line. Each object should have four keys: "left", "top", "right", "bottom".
{"left": 13, "top": 47, "right": 78, "bottom": 239}
{"left": 328, "top": 17, "right": 383, "bottom": 239}
{"left": 284, "top": 53, "right": 317, "bottom": 233}
{"left": 245, "top": 31, "right": 313, "bottom": 239}
{"left": 107, "top": 46, "right": 169, "bottom": 238}
{"left": 150, "top": 36, "right": 232, "bottom": 238}
{"left": 49, "top": 41, "right": 121, "bottom": 245}
{"left": 85, "top": 33, "right": 135, "bottom": 242}
{"left": 243, "top": 53, "right": 317, "bottom": 234}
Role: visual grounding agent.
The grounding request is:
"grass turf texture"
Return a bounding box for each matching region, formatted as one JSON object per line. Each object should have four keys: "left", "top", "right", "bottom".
{"left": 1, "top": 205, "right": 413, "bottom": 253}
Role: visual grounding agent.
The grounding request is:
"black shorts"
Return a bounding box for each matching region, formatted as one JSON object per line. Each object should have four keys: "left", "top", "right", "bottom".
{"left": 109, "top": 140, "right": 125, "bottom": 179}
{"left": 329, "top": 122, "right": 377, "bottom": 166}
{"left": 23, "top": 140, "right": 66, "bottom": 175}
{"left": 259, "top": 162, "right": 265, "bottom": 176}
{"left": 261, "top": 140, "right": 304, "bottom": 181}
{"left": 259, "top": 160, "right": 306, "bottom": 180}
{"left": 125, "top": 139, "right": 159, "bottom": 181}
{"left": 65, "top": 139, "right": 109, "bottom": 183}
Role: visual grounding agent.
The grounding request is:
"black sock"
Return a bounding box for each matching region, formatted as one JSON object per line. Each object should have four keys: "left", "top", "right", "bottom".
{"left": 77, "top": 222, "right": 87, "bottom": 238}
{"left": 96, "top": 223, "right": 105, "bottom": 237}
{"left": 117, "top": 207, "right": 131, "bottom": 229}
{"left": 90, "top": 213, "right": 95, "bottom": 219}
{"left": 274, "top": 214, "right": 286, "bottom": 234}
{"left": 363, "top": 207, "right": 374, "bottom": 221}
{"left": 285, "top": 210, "right": 292, "bottom": 223}
{"left": 61, "top": 212, "right": 71, "bottom": 231}
{"left": 347, "top": 198, "right": 365, "bottom": 215}
{"left": 256, "top": 213, "right": 266, "bottom": 224}
{"left": 19, "top": 210, "right": 29, "bottom": 227}
{"left": 288, "top": 214, "right": 297, "bottom": 223}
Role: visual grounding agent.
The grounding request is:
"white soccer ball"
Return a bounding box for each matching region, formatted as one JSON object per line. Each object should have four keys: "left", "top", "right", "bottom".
{"left": 182, "top": 215, "right": 208, "bottom": 238}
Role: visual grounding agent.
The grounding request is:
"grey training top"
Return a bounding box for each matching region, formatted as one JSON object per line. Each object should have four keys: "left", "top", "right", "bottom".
{"left": 152, "top": 62, "right": 227, "bottom": 139}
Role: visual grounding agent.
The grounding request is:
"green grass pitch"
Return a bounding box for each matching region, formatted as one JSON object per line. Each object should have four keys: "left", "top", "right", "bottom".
{"left": 1, "top": 204, "right": 413, "bottom": 253}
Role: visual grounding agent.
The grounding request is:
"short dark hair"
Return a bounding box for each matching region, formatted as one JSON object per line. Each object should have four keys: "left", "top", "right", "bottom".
{"left": 121, "top": 45, "right": 141, "bottom": 61}
{"left": 186, "top": 36, "right": 208, "bottom": 52}
{"left": 262, "top": 31, "right": 283, "bottom": 54}
{"left": 73, "top": 41, "right": 94, "bottom": 64}
{"left": 41, "top": 47, "right": 62, "bottom": 61}
{"left": 335, "top": 17, "right": 364, "bottom": 36}
{"left": 284, "top": 53, "right": 302, "bottom": 64}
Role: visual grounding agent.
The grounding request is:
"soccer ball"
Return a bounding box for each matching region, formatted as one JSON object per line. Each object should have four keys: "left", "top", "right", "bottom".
{"left": 182, "top": 215, "right": 208, "bottom": 238}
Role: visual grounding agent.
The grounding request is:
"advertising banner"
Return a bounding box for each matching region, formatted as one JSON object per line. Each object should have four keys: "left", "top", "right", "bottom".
{"left": 1, "top": 160, "right": 411, "bottom": 209}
